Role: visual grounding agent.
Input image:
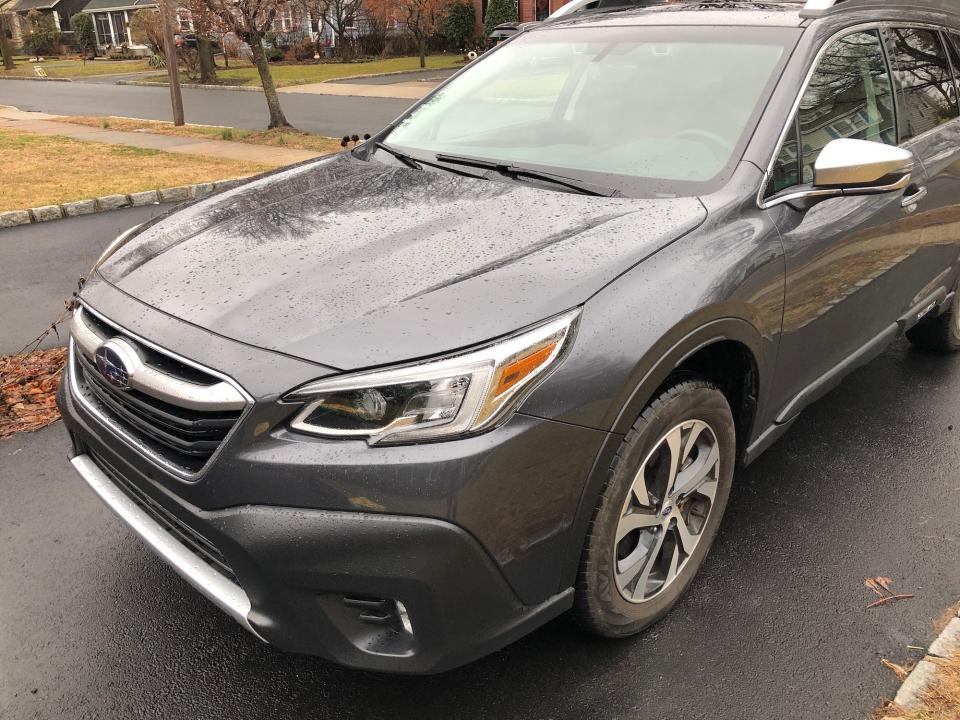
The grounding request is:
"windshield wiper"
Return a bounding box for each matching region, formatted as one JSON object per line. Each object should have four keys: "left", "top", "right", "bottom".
{"left": 371, "top": 143, "right": 490, "bottom": 180}
{"left": 373, "top": 142, "right": 422, "bottom": 169}
{"left": 434, "top": 153, "right": 617, "bottom": 197}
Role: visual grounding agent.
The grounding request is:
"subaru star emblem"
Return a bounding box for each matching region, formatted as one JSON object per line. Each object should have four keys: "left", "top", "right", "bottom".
{"left": 95, "top": 341, "right": 133, "bottom": 390}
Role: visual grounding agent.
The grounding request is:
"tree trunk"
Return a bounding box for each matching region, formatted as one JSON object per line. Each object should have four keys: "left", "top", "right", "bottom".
{"left": 418, "top": 36, "right": 425, "bottom": 68}
{"left": 198, "top": 36, "right": 216, "bottom": 84}
{"left": 0, "top": 15, "right": 15, "bottom": 70}
{"left": 249, "top": 33, "right": 291, "bottom": 129}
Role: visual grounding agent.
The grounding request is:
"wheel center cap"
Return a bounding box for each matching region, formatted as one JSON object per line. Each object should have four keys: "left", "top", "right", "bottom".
{"left": 661, "top": 506, "right": 673, "bottom": 517}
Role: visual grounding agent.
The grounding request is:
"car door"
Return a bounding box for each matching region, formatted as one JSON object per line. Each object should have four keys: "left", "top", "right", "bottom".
{"left": 762, "top": 27, "right": 952, "bottom": 423}
{"left": 884, "top": 26, "right": 960, "bottom": 295}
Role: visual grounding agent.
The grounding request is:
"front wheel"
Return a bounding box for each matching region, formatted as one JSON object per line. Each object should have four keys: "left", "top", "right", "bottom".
{"left": 573, "top": 378, "right": 735, "bottom": 638}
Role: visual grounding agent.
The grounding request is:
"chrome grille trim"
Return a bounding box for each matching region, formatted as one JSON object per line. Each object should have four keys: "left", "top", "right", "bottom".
{"left": 72, "top": 308, "right": 246, "bottom": 412}
{"left": 68, "top": 302, "right": 254, "bottom": 482}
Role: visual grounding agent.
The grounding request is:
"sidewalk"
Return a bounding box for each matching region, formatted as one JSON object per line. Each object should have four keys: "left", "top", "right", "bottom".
{"left": 0, "top": 105, "right": 320, "bottom": 165}
{"left": 279, "top": 80, "right": 440, "bottom": 100}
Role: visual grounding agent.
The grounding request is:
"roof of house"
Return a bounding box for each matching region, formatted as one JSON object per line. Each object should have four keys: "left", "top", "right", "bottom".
{"left": 80, "top": 0, "right": 157, "bottom": 11}
{"left": 9, "top": 0, "right": 61, "bottom": 12}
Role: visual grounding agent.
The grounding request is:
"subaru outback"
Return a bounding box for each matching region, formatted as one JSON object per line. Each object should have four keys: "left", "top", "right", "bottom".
{"left": 59, "top": 0, "right": 960, "bottom": 673}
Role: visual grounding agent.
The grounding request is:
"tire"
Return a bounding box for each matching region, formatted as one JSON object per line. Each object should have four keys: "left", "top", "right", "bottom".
{"left": 573, "top": 378, "right": 736, "bottom": 638}
{"left": 906, "top": 290, "right": 960, "bottom": 353}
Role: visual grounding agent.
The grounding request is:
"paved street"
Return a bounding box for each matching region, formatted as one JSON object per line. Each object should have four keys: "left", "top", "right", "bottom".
{"left": 1, "top": 212, "right": 958, "bottom": 719}
{"left": 0, "top": 206, "right": 170, "bottom": 355}
{"left": 0, "top": 80, "right": 412, "bottom": 136}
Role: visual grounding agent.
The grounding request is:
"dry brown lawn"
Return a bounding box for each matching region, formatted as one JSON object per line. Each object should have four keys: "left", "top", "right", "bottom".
{"left": 874, "top": 651, "right": 960, "bottom": 720}
{"left": 0, "top": 128, "right": 272, "bottom": 212}
{"left": 58, "top": 116, "right": 344, "bottom": 155}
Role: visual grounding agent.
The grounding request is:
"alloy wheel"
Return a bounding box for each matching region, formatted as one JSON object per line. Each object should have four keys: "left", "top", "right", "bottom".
{"left": 613, "top": 420, "right": 721, "bottom": 604}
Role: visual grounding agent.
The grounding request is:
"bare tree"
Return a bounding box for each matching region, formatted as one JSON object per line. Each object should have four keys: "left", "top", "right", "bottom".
{"left": 369, "top": 0, "right": 447, "bottom": 68}
{"left": 315, "top": 0, "right": 362, "bottom": 59}
{"left": 196, "top": 0, "right": 292, "bottom": 127}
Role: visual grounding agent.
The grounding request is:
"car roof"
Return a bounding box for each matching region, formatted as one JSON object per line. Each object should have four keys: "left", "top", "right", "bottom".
{"left": 543, "top": 1, "right": 807, "bottom": 29}
{"left": 539, "top": 0, "right": 960, "bottom": 30}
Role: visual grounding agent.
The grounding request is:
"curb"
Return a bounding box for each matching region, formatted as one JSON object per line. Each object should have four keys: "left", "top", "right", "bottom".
{"left": 320, "top": 65, "right": 463, "bottom": 84}
{"left": 117, "top": 79, "right": 262, "bottom": 92}
{"left": 0, "top": 75, "right": 72, "bottom": 82}
{"left": 0, "top": 178, "right": 249, "bottom": 230}
{"left": 885, "top": 608, "right": 960, "bottom": 715}
{"left": 116, "top": 63, "right": 463, "bottom": 92}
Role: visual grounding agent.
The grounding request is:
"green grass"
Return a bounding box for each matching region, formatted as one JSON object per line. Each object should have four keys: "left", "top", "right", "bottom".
{"left": 145, "top": 55, "right": 463, "bottom": 87}
{"left": 0, "top": 58, "right": 151, "bottom": 78}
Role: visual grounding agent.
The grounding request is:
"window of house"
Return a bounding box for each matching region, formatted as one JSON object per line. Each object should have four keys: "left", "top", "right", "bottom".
{"left": 176, "top": 8, "right": 194, "bottom": 31}
{"left": 280, "top": 7, "right": 294, "bottom": 31}
{"left": 95, "top": 12, "right": 112, "bottom": 44}
{"left": 885, "top": 27, "right": 959, "bottom": 141}
{"left": 768, "top": 30, "right": 896, "bottom": 194}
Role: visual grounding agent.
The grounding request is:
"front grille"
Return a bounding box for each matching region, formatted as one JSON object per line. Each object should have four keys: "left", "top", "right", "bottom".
{"left": 70, "top": 307, "right": 246, "bottom": 476}
{"left": 89, "top": 451, "right": 238, "bottom": 584}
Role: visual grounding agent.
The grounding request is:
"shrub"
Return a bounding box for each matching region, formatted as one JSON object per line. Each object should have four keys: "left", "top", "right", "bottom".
{"left": 148, "top": 52, "right": 165, "bottom": 68}
{"left": 483, "top": 0, "right": 516, "bottom": 35}
{"left": 442, "top": 0, "right": 476, "bottom": 51}
{"left": 129, "top": 9, "right": 166, "bottom": 54}
{"left": 22, "top": 10, "right": 61, "bottom": 56}
{"left": 265, "top": 46, "right": 284, "bottom": 62}
{"left": 69, "top": 13, "right": 96, "bottom": 59}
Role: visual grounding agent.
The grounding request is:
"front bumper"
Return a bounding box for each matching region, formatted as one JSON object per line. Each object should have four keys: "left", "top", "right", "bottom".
{"left": 59, "top": 380, "right": 575, "bottom": 674}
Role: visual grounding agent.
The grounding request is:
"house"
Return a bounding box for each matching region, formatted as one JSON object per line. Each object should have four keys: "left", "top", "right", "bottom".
{"left": 80, "top": 0, "right": 192, "bottom": 54}
{"left": 6, "top": 0, "right": 90, "bottom": 48}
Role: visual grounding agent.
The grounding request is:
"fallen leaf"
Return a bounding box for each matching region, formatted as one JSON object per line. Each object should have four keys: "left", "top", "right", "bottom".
{"left": 881, "top": 658, "right": 911, "bottom": 681}
{"left": 0, "top": 348, "right": 68, "bottom": 438}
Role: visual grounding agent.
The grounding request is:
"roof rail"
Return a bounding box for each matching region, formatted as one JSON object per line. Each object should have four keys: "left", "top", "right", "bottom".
{"left": 799, "top": 0, "right": 848, "bottom": 18}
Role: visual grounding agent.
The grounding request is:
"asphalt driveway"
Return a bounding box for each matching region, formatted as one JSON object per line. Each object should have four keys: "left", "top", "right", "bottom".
{"left": 1, "top": 213, "right": 958, "bottom": 720}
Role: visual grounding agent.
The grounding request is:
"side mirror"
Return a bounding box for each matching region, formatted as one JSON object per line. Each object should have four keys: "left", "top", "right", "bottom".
{"left": 765, "top": 138, "right": 914, "bottom": 210}
{"left": 814, "top": 138, "right": 913, "bottom": 191}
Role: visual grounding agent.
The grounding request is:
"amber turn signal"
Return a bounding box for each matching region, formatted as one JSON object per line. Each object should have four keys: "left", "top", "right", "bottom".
{"left": 493, "top": 342, "right": 559, "bottom": 398}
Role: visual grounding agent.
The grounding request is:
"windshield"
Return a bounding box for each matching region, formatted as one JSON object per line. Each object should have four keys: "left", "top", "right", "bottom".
{"left": 384, "top": 25, "right": 796, "bottom": 197}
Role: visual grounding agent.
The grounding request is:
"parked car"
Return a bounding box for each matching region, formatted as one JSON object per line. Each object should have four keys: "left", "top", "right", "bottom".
{"left": 60, "top": 0, "right": 960, "bottom": 674}
{"left": 485, "top": 22, "right": 520, "bottom": 50}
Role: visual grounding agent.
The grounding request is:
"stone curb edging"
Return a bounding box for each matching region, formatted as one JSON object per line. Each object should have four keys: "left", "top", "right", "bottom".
{"left": 117, "top": 79, "right": 262, "bottom": 92}
{"left": 884, "top": 607, "right": 960, "bottom": 715}
{"left": 116, "top": 63, "right": 464, "bottom": 92}
{"left": 0, "top": 178, "right": 249, "bottom": 230}
{"left": 0, "top": 75, "right": 72, "bottom": 82}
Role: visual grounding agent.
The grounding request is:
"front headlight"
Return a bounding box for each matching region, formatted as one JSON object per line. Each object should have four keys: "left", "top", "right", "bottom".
{"left": 285, "top": 310, "right": 579, "bottom": 445}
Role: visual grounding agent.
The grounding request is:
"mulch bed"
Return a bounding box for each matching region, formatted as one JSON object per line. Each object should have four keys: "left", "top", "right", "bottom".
{"left": 0, "top": 347, "right": 68, "bottom": 439}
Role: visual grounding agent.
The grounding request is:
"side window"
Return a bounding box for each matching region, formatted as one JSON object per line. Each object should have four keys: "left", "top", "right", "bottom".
{"left": 767, "top": 31, "right": 896, "bottom": 195}
{"left": 886, "top": 28, "right": 959, "bottom": 141}
{"left": 798, "top": 31, "right": 896, "bottom": 184}
{"left": 769, "top": 131, "right": 800, "bottom": 193}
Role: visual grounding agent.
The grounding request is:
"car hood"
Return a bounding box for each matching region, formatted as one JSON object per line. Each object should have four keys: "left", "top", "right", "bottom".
{"left": 99, "top": 154, "right": 706, "bottom": 370}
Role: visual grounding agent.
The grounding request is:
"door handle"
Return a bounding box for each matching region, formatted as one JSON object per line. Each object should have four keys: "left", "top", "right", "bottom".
{"left": 902, "top": 185, "right": 928, "bottom": 210}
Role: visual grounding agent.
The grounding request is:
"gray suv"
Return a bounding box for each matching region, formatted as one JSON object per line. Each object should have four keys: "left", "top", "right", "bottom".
{"left": 59, "top": 0, "right": 960, "bottom": 673}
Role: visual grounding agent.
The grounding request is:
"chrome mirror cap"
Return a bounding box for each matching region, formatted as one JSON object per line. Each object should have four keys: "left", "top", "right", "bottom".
{"left": 762, "top": 139, "right": 914, "bottom": 211}
{"left": 813, "top": 138, "right": 914, "bottom": 189}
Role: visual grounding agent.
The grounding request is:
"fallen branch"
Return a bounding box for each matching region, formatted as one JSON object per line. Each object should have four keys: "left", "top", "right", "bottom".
{"left": 867, "top": 594, "right": 916, "bottom": 610}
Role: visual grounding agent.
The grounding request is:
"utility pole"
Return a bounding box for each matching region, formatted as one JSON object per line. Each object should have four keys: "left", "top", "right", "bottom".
{"left": 158, "top": 0, "right": 184, "bottom": 125}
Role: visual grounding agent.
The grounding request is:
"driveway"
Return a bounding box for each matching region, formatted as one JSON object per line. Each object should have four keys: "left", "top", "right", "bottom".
{"left": 0, "top": 205, "right": 170, "bottom": 355}
{"left": 0, "top": 80, "right": 412, "bottom": 137}
{"left": 1, "top": 214, "right": 958, "bottom": 720}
